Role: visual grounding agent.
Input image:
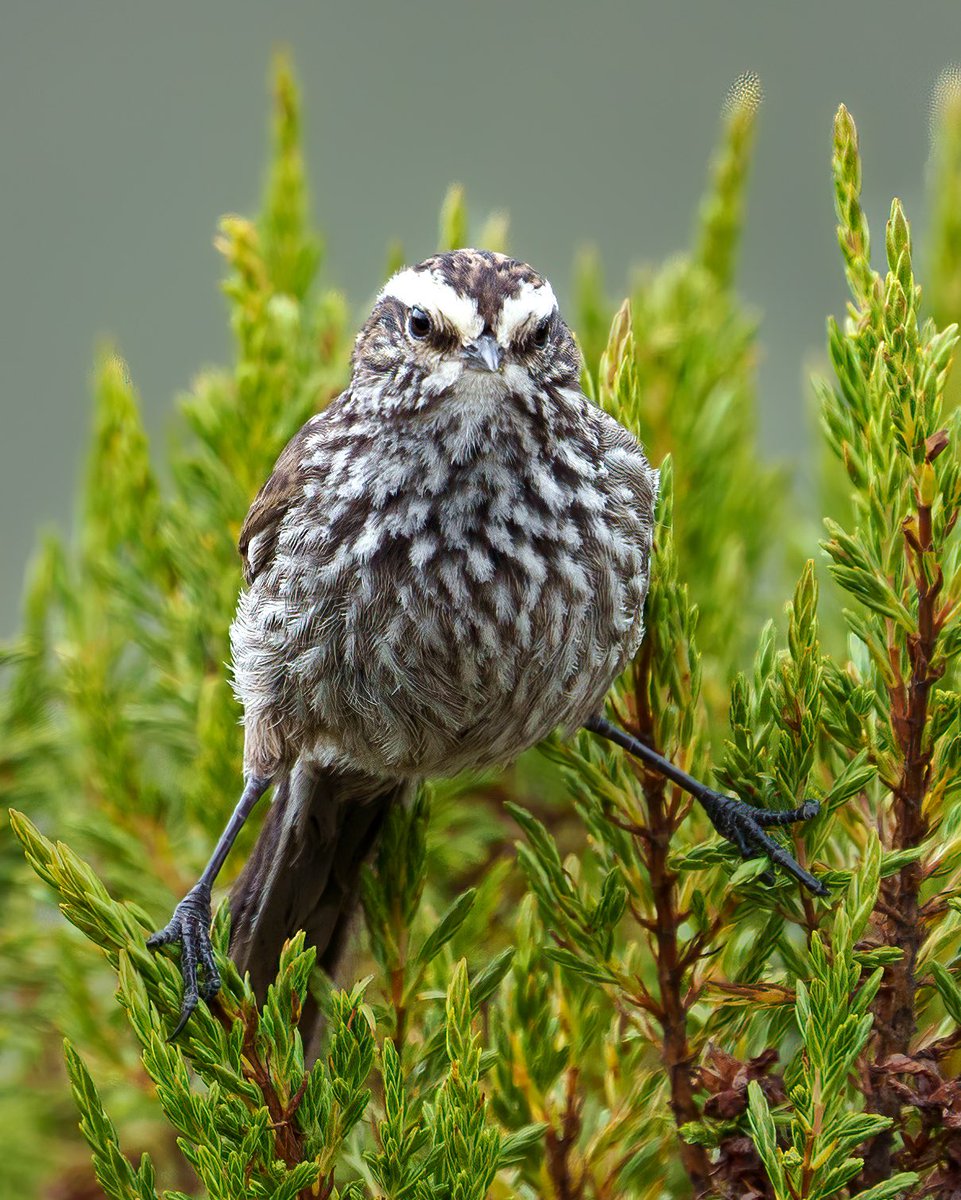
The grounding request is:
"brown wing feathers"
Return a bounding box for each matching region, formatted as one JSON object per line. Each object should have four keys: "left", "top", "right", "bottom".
{"left": 239, "top": 425, "right": 312, "bottom": 585}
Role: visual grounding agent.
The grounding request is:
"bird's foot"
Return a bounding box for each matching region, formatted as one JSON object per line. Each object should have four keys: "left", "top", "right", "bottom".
{"left": 697, "top": 790, "right": 828, "bottom": 897}
{"left": 147, "top": 882, "right": 221, "bottom": 1038}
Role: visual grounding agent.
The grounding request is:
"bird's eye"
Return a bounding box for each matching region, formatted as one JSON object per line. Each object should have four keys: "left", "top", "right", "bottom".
{"left": 532, "top": 317, "right": 551, "bottom": 349}
{"left": 408, "top": 307, "right": 432, "bottom": 340}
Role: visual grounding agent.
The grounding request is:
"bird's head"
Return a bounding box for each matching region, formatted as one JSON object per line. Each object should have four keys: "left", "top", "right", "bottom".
{"left": 350, "top": 249, "right": 581, "bottom": 410}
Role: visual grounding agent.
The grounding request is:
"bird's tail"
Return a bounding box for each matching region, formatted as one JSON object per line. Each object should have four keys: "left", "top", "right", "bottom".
{"left": 229, "top": 758, "right": 404, "bottom": 1046}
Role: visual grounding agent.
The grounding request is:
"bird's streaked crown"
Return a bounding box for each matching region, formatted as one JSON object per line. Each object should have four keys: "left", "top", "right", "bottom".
{"left": 379, "top": 248, "right": 557, "bottom": 345}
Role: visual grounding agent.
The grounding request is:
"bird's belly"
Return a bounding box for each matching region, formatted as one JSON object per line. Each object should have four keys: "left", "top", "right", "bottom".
{"left": 287, "top": 559, "right": 642, "bottom": 779}
{"left": 233, "top": 469, "right": 651, "bottom": 780}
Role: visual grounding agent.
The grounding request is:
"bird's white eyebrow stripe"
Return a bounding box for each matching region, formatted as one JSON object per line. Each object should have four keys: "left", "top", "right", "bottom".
{"left": 379, "top": 268, "right": 483, "bottom": 342}
{"left": 496, "top": 278, "right": 558, "bottom": 342}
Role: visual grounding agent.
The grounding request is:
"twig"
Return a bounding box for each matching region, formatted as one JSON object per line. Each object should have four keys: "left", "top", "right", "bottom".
{"left": 544, "top": 1067, "right": 586, "bottom": 1200}
{"left": 861, "top": 486, "right": 942, "bottom": 1186}
{"left": 627, "top": 645, "right": 711, "bottom": 1196}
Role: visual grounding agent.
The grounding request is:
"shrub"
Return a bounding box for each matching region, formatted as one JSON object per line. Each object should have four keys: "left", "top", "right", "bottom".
{"left": 2, "top": 58, "right": 960, "bottom": 1200}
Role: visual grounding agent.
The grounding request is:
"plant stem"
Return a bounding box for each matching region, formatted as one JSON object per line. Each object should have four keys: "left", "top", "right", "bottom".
{"left": 231, "top": 1003, "right": 320, "bottom": 1200}
{"left": 544, "top": 1067, "right": 586, "bottom": 1200}
{"left": 862, "top": 492, "right": 941, "bottom": 1185}
{"left": 631, "top": 648, "right": 711, "bottom": 1197}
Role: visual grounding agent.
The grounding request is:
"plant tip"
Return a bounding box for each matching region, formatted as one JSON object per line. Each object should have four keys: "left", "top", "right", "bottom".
{"left": 723, "top": 70, "right": 763, "bottom": 119}
{"left": 930, "top": 64, "right": 961, "bottom": 144}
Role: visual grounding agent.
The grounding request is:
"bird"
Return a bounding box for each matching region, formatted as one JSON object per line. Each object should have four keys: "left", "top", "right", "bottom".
{"left": 148, "top": 248, "right": 826, "bottom": 1040}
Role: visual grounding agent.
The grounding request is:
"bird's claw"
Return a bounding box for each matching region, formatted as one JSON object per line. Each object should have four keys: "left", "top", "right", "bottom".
{"left": 147, "top": 883, "right": 221, "bottom": 1039}
{"left": 698, "top": 790, "right": 828, "bottom": 897}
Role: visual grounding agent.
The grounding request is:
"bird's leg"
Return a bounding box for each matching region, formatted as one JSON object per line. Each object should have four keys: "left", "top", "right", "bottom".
{"left": 584, "top": 715, "right": 828, "bottom": 897}
{"left": 148, "top": 773, "right": 272, "bottom": 1038}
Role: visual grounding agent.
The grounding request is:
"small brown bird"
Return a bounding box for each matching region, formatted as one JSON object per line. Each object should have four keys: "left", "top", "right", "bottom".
{"left": 149, "top": 249, "right": 825, "bottom": 1038}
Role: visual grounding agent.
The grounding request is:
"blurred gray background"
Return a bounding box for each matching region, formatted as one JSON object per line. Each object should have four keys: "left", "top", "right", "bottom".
{"left": 2, "top": 1, "right": 959, "bottom": 635}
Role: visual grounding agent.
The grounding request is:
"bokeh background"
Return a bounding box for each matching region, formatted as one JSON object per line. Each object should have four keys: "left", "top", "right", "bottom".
{"left": 2, "top": 0, "right": 961, "bottom": 634}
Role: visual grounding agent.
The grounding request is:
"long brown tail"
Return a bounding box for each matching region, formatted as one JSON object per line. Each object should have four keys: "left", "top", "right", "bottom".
{"left": 229, "top": 759, "right": 403, "bottom": 1042}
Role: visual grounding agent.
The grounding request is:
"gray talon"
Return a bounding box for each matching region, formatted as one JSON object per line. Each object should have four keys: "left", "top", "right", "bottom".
{"left": 147, "top": 884, "right": 219, "bottom": 1038}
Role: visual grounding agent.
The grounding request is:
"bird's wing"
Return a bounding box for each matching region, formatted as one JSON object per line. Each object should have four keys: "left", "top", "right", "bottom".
{"left": 594, "top": 406, "right": 659, "bottom": 517}
{"left": 239, "top": 420, "right": 315, "bottom": 585}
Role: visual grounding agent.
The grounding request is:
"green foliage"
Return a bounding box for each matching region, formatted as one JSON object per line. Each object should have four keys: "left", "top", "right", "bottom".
{"left": 3, "top": 55, "right": 961, "bottom": 1200}
{"left": 586, "top": 78, "right": 779, "bottom": 685}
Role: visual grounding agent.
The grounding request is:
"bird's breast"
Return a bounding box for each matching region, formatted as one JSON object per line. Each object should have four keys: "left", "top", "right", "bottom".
{"left": 236, "top": 413, "right": 653, "bottom": 778}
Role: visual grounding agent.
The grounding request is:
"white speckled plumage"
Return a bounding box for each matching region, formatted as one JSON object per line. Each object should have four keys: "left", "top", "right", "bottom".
{"left": 226, "top": 248, "right": 657, "bottom": 1010}
{"left": 230, "top": 252, "right": 656, "bottom": 783}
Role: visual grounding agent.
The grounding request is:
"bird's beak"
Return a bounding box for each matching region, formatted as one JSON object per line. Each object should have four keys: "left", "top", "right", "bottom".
{"left": 461, "top": 333, "right": 503, "bottom": 373}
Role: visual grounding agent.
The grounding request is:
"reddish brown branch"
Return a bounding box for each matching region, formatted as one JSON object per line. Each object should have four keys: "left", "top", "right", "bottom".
{"left": 545, "top": 1067, "right": 586, "bottom": 1200}
{"left": 627, "top": 646, "right": 711, "bottom": 1197}
{"left": 861, "top": 491, "right": 941, "bottom": 1187}
{"left": 210, "top": 998, "right": 319, "bottom": 1199}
